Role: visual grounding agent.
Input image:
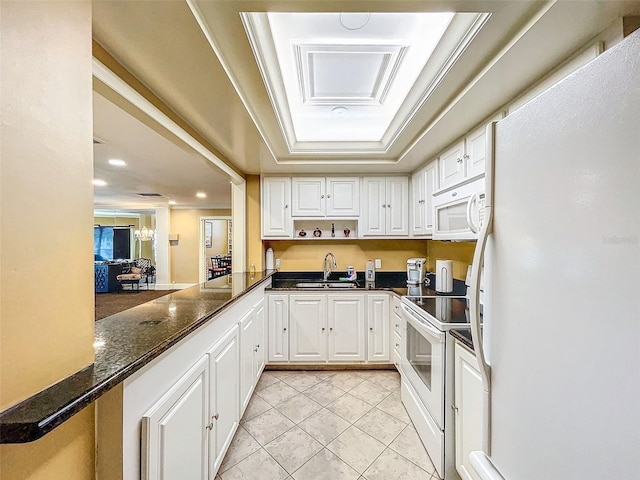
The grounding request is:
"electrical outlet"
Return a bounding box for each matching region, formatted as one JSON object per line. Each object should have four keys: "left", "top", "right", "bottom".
{"left": 375, "top": 258, "right": 382, "bottom": 269}
{"left": 275, "top": 258, "right": 281, "bottom": 268}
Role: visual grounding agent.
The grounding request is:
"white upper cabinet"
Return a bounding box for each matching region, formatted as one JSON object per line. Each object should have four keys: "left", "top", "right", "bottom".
{"left": 361, "top": 177, "right": 409, "bottom": 236}
{"left": 292, "top": 177, "right": 325, "bottom": 216}
{"left": 291, "top": 177, "right": 359, "bottom": 217}
{"left": 439, "top": 140, "right": 466, "bottom": 190}
{"left": 465, "top": 125, "right": 487, "bottom": 180}
{"left": 410, "top": 161, "right": 438, "bottom": 236}
{"left": 326, "top": 177, "right": 359, "bottom": 216}
{"left": 262, "top": 177, "right": 293, "bottom": 238}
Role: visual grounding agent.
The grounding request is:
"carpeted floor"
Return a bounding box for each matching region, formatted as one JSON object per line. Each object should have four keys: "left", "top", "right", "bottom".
{"left": 95, "top": 289, "right": 180, "bottom": 320}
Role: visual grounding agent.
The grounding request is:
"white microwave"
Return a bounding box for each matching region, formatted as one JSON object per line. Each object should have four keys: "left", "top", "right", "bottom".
{"left": 432, "top": 177, "right": 485, "bottom": 240}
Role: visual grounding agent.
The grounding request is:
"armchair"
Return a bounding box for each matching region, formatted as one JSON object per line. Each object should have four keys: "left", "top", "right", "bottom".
{"left": 116, "top": 258, "right": 155, "bottom": 292}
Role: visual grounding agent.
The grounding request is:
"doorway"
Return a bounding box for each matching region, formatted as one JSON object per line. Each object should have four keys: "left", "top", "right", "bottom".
{"left": 200, "top": 216, "right": 232, "bottom": 286}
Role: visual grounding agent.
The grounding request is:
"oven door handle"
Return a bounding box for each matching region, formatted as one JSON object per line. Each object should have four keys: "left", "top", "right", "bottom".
{"left": 400, "top": 303, "right": 445, "bottom": 341}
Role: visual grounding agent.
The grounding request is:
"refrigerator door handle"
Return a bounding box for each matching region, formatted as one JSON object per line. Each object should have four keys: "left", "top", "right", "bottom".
{"left": 469, "top": 121, "right": 497, "bottom": 455}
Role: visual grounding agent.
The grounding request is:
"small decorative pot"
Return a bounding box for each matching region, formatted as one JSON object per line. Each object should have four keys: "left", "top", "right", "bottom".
{"left": 313, "top": 228, "right": 322, "bottom": 237}
{"left": 343, "top": 228, "right": 351, "bottom": 237}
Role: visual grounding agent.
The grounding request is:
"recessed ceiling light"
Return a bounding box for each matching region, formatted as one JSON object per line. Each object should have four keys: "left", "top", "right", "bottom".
{"left": 196, "top": 192, "right": 207, "bottom": 198}
{"left": 168, "top": 200, "right": 176, "bottom": 205}
{"left": 339, "top": 12, "right": 370, "bottom": 30}
{"left": 332, "top": 106, "right": 349, "bottom": 116}
{"left": 93, "top": 179, "right": 107, "bottom": 187}
{"left": 108, "top": 159, "right": 126, "bottom": 167}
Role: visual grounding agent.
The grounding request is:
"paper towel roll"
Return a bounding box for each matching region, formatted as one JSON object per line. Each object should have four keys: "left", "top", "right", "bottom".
{"left": 266, "top": 248, "right": 274, "bottom": 270}
{"left": 436, "top": 260, "right": 453, "bottom": 293}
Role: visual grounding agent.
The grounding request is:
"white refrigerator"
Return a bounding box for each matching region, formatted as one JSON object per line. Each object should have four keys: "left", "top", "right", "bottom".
{"left": 468, "top": 30, "right": 640, "bottom": 480}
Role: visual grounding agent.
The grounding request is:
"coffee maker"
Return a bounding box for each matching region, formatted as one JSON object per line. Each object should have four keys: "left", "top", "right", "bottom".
{"left": 406, "top": 258, "right": 427, "bottom": 285}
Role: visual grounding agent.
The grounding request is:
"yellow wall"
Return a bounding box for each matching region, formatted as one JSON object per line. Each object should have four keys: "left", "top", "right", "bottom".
{"left": 266, "top": 239, "right": 429, "bottom": 273}
{"left": 170, "top": 209, "right": 231, "bottom": 283}
{"left": 427, "top": 240, "right": 476, "bottom": 280}
{"left": 0, "top": 1, "right": 95, "bottom": 478}
{"left": 246, "top": 175, "right": 263, "bottom": 271}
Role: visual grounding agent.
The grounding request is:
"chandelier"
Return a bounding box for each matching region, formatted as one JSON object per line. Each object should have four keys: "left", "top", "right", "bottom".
{"left": 134, "top": 226, "right": 155, "bottom": 242}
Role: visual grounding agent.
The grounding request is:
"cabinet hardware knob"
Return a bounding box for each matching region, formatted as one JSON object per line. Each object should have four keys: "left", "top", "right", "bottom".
{"left": 322, "top": 327, "right": 325, "bottom": 331}
{"left": 396, "top": 343, "right": 400, "bottom": 347}
{"left": 452, "top": 405, "right": 459, "bottom": 412}
{"left": 213, "top": 413, "right": 219, "bottom": 420}
{"left": 395, "top": 323, "right": 399, "bottom": 327}
{"left": 387, "top": 204, "right": 391, "bottom": 208}
{"left": 206, "top": 423, "right": 214, "bottom": 431}
{"left": 321, "top": 195, "right": 325, "bottom": 198}
{"left": 283, "top": 327, "right": 287, "bottom": 331}
{"left": 457, "top": 157, "right": 463, "bottom": 163}
{"left": 369, "top": 327, "right": 373, "bottom": 331}
{"left": 285, "top": 204, "right": 289, "bottom": 208}
{"left": 327, "top": 194, "right": 331, "bottom": 198}
{"left": 382, "top": 204, "right": 386, "bottom": 208}
{"left": 463, "top": 154, "right": 469, "bottom": 160}
{"left": 329, "top": 327, "right": 333, "bottom": 331}
{"left": 254, "top": 348, "right": 258, "bottom": 352}
{"left": 452, "top": 192, "right": 457, "bottom": 197}
{"left": 256, "top": 344, "right": 260, "bottom": 348}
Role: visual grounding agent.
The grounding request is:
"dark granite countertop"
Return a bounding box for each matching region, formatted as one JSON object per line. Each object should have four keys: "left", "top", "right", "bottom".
{"left": 451, "top": 329, "right": 474, "bottom": 351}
{"left": 269, "top": 271, "right": 411, "bottom": 296}
{"left": 0, "top": 271, "right": 275, "bottom": 444}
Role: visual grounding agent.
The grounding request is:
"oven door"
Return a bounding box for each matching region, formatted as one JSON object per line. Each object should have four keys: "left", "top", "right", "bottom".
{"left": 400, "top": 303, "right": 446, "bottom": 428}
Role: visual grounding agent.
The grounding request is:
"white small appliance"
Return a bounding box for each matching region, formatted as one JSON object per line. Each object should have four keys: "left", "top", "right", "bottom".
{"left": 433, "top": 177, "right": 486, "bottom": 240}
{"left": 406, "top": 258, "right": 427, "bottom": 285}
{"left": 435, "top": 260, "right": 453, "bottom": 293}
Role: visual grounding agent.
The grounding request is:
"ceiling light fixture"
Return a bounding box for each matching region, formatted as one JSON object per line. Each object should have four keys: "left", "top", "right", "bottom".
{"left": 196, "top": 192, "right": 207, "bottom": 198}
{"left": 92, "top": 179, "right": 107, "bottom": 187}
{"left": 332, "top": 106, "right": 349, "bottom": 116}
{"left": 168, "top": 200, "right": 176, "bottom": 205}
{"left": 108, "top": 159, "right": 126, "bottom": 167}
{"left": 339, "top": 12, "right": 370, "bottom": 31}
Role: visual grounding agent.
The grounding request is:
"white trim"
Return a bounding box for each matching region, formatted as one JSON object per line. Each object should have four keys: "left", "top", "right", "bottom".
{"left": 91, "top": 58, "right": 244, "bottom": 185}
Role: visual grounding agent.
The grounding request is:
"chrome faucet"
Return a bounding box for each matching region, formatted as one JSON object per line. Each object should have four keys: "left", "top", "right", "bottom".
{"left": 323, "top": 252, "right": 337, "bottom": 281}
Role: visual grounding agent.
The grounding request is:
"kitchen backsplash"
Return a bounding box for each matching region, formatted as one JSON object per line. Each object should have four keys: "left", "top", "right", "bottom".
{"left": 263, "top": 239, "right": 476, "bottom": 280}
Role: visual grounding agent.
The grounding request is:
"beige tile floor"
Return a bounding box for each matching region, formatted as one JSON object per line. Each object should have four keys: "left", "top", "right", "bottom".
{"left": 215, "top": 370, "right": 441, "bottom": 480}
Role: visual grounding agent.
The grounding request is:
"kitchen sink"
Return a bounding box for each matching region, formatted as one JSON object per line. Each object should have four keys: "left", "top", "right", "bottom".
{"left": 294, "top": 281, "right": 358, "bottom": 289}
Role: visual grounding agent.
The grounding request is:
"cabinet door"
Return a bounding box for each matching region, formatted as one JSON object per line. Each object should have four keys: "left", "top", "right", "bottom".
{"left": 454, "top": 343, "right": 483, "bottom": 480}
{"left": 424, "top": 161, "right": 438, "bottom": 234}
{"left": 253, "top": 299, "right": 266, "bottom": 382}
{"left": 262, "top": 177, "right": 292, "bottom": 237}
{"left": 267, "top": 294, "right": 289, "bottom": 362}
{"left": 326, "top": 177, "right": 359, "bottom": 216}
{"left": 327, "top": 294, "right": 365, "bottom": 361}
{"left": 290, "top": 295, "right": 327, "bottom": 362}
{"left": 439, "top": 141, "right": 465, "bottom": 189}
{"left": 367, "top": 294, "right": 390, "bottom": 361}
{"left": 239, "top": 308, "right": 256, "bottom": 415}
{"left": 292, "top": 177, "right": 325, "bottom": 217}
{"left": 386, "top": 177, "right": 409, "bottom": 236}
{"left": 361, "top": 177, "right": 386, "bottom": 236}
{"left": 142, "top": 355, "right": 209, "bottom": 480}
{"left": 208, "top": 325, "right": 240, "bottom": 475}
{"left": 410, "top": 169, "right": 427, "bottom": 236}
{"left": 465, "top": 125, "right": 486, "bottom": 180}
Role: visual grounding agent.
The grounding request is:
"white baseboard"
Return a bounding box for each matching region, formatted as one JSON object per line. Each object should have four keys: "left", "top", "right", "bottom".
{"left": 155, "top": 283, "right": 196, "bottom": 290}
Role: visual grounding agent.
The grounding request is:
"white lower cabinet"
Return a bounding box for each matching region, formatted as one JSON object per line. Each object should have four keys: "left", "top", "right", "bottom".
{"left": 141, "top": 325, "right": 240, "bottom": 480}
{"left": 267, "top": 294, "right": 289, "bottom": 362}
{"left": 454, "top": 342, "right": 483, "bottom": 480}
{"left": 253, "top": 300, "right": 266, "bottom": 384}
{"left": 142, "top": 355, "right": 209, "bottom": 480}
{"left": 367, "top": 294, "right": 390, "bottom": 362}
{"left": 239, "top": 308, "right": 257, "bottom": 414}
{"left": 327, "top": 294, "right": 366, "bottom": 361}
{"left": 208, "top": 325, "right": 240, "bottom": 475}
{"left": 289, "top": 294, "right": 327, "bottom": 361}
{"left": 239, "top": 299, "right": 266, "bottom": 416}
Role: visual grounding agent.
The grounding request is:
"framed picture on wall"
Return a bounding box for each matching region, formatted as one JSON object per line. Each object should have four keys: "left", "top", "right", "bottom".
{"left": 205, "top": 221, "right": 213, "bottom": 248}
